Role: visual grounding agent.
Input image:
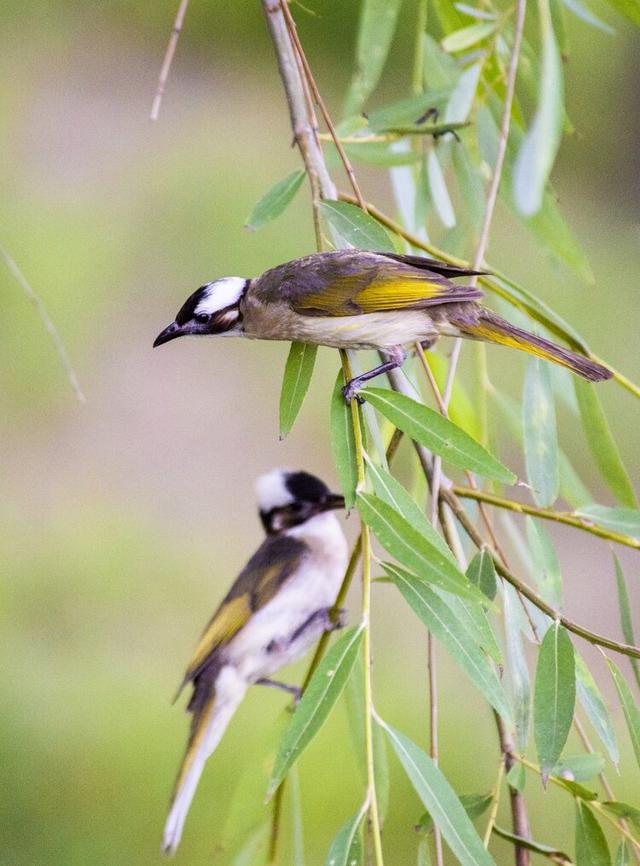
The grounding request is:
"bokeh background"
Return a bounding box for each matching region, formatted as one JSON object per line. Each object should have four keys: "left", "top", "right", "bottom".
{"left": 2, "top": 2, "right": 638, "bottom": 864}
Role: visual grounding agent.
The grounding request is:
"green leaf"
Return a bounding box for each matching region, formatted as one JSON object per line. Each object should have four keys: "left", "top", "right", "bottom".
{"left": 279, "top": 342, "right": 317, "bottom": 438}
{"left": 575, "top": 505, "right": 640, "bottom": 539}
{"left": 503, "top": 584, "right": 532, "bottom": 752}
{"left": 441, "top": 21, "right": 497, "bottom": 52}
{"left": 231, "top": 824, "right": 269, "bottom": 866}
{"left": 492, "top": 825, "right": 572, "bottom": 861}
{"left": 365, "top": 458, "right": 452, "bottom": 559}
{"left": 513, "top": 0, "right": 564, "bottom": 216}
{"left": 615, "top": 841, "right": 631, "bottom": 866}
{"left": 574, "top": 653, "right": 619, "bottom": 765}
{"left": 386, "top": 564, "right": 512, "bottom": 723}
{"left": 320, "top": 200, "right": 395, "bottom": 252}
{"left": 602, "top": 802, "right": 640, "bottom": 835}
{"left": 552, "top": 753, "right": 605, "bottom": 781}
{"left": 268, "top": 626, "right": 364, "bottom": 796}
{"left": 245, "top": 170, "right": 305, "bottom": 231}
{"left": 343, "top": 0, "right": 403, "bottom": 116}
{"left": 575, "top": 801, "right": 611, "bottom": 866}
{"left": 526, "top": 518, "right": 563, "bottom": 608}
{"left": 444, "top": 62, "right": 482, "bottom": 123}
{"left": 613, "top": 555, "right": 640, "bottom": 689}
{"left": 506, "top": 762, "right": 526, "bottom": 792}
{"left": 427, "top": 150, "right": 456, "bottom": 229}
{"left": 574, "top": 379, "right": 637, "bottom": 508}
{"left": 362, "top": 387, "right": 515, "bottom": 483}
{"left": 523, "top": 359, "right": 559, "bottom": 507}
{"left": 330, "top": 371, "right": 358, "bottom": 510}
{"left": 606, "top": 658, "right": 640, "bottom": 770}
{"left": 561, "top": 0, "right": 615, "bottom": 33}
{"left": 466, "top": 549, "right": 497, "bottom": 601}
{"left": 604, "top": 0, "right": 640, "bottom": 27}
{"left": 381, "top": 723, "right": 497, "bottom": 866}
{"left": 534, "top": 622, "right": 576, "bottom": 777}
{"left": 324, "top": 811, "right": 364, "bottom": 866}
{"left": 423, "top": 349, "right": 481, "bottom": 439}
{"left": 343, "top": 141, "right": 423, "bottom": 167}
{"left": 357, "top": 493, "right": 482, "bottom": 601}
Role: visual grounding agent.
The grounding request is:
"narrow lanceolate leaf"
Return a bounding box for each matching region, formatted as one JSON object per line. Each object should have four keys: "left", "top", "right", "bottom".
{"left": 606, "top": 657, "right": 640, "bottom": 770}
{"left": 562, "top": 0, "right": 615, "bottom": 33}
{"left": 245, "top": 169, "right": 305, "bottom": 231}
{"left": 534, "top": 622, "right": 576, "bottom": 778}
{"left": 324, "top": 811, "right": 364, "bottom": 866}
{"left": 552, "top": 753, "right": 605, "bottom": 782}
{"left": 576, "top": 505, "right": 640, "bottom": 540}
{"left": 526, "top": 518, "right": 563, "bottom": 608}
{"left": 362, "top": 387, "right": 515, "bottom": 484}
{"left": 602, "top": 802, "right": 640, "bottom": 835}
{"left": 427, "top": 150, "right": 456, "bottom": 228}
{"left": 574, "top": 653, "right": 619, "bottom": 765}
{"left": 615, "top": 841, "right": 631, "bottom": 866}
{"left": 492, "top": 825, "right": 572, "bottom": 861}
{"left": 513, "top": 0, "right": 564, "bottom": 216}
{"left": 343, "top": 0, "right": 403, "bottom": 116}
{"left": 504, "top": 583, "right": 532, "bottom": 752}
{"left": 441, "top": 21, "right": 497, "bottom": 52}
{"left": 357, "top": 493, "right": 483, "bottom": 601}
{"left": 523, "top": 359, "right": 559, "bottom": 507}
{"left": 574, "top": 379, "right": 638, "bottom": 508}
{"left": 320, "top": 200, "right": 395, "bottom": 252}
{"left": 330, "top": 371, "right": 358, "bottom": 510}
{"left": 381, "top": 723, "right": 497, "bottom": 866}
{"left": 268, "top": 626, "right": 364, "bottom": 796}
{"left": 466, "top": 549, "right": 498, "bottom": 601}
{"left": 575, "top": 801, "right": 611, "bottom": 866}
{"left": 386, "top": 564, "right": 512, "bottom": 723}
{"left": 613, "top": 555, "right": 640, "bottom": 689}
{"left": 365, "top": 458, "right": 452, "bottom": 559}
{"left": 279, "top": 342, "right": 317, "bottom": 438}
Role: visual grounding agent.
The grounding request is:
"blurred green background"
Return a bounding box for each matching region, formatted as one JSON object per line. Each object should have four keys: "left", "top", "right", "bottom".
{"left": 2, "top": 1, "right": 638, "bottom": 864}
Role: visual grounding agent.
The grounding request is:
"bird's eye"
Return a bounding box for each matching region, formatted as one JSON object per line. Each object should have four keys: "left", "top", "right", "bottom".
{"left": 194, "top": 313, "right": 209, "bottom": 325}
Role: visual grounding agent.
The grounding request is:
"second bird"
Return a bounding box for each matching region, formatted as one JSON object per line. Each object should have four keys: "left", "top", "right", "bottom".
{"left": 154, "top": 250, "right": 611, "bottom": 399}
{"left": 163, "top": 469, "right": 347, "bottom": 855}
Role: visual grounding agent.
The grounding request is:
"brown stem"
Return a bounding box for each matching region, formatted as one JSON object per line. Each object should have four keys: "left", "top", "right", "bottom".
{"left": 150, "top": 0, "right": 191, "bottom": 121}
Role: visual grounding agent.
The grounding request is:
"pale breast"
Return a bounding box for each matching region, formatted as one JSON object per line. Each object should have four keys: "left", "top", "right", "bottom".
{"left": 242, "top": 296, "right": 438, "bottom": 349}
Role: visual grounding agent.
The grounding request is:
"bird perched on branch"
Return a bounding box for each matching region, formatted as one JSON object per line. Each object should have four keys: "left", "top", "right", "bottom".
{"left": 163, "top": 469, "right": 347, "bottom": 855}
{"left": 153, "top": 250, "right": 611, "bottom": 400}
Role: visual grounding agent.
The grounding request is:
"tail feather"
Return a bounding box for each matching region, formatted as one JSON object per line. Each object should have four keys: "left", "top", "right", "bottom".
{"left": 455, "top": 308, "right": 612, "bottom": 382}
{"left": 163, "top": 667, "right": 247, "bottom": 856}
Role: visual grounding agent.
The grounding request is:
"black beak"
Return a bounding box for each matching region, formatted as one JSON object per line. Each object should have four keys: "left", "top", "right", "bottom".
{"left": 320, "top": 492, "right": 346, "bottom": 512}
{"left": 153, "top": 321, "right": 183, "bottom": 348}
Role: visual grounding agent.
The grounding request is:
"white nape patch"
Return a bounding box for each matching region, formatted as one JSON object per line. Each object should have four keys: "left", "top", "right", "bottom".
{"left": 255, "top": 468, "right": 294, "bottom": 512}
{"left": 195, "top": 277, "right": 246, "bottom": 315}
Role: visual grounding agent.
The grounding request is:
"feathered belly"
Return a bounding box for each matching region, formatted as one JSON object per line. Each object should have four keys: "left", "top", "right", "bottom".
{"left": 243, "top": 305, "right": 438, "bottom": 349}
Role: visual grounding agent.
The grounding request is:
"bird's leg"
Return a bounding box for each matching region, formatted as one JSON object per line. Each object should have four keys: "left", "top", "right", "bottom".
{"left": 256, "top": 678, "right": 302, "bottom": 703}
{"left": 289, "top": 606, "right": 346, "bottom": 644}
{"left": 342, "top": 347, "right": 408, "bottom": 403}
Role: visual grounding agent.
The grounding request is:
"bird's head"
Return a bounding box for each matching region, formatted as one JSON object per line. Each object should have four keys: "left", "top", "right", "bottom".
{"left": 153, "top": 277, "right": 248, "bottom": 347}
{"left": 256, "top": 469, "right": 345, "bottom": 535}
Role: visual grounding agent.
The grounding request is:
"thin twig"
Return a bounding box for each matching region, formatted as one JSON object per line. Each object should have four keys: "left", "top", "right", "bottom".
{"left": 484, "top": 756, "right": 506, "bottom": 847}
{"left": 2, "top": 248, "right": 85, "bottom": 402}
{"left": 150, "top": 0, "right": 191, "bottom": 122}
{"left": 451, "top": 485, "right": 640, "bottom": 550}
{"left": 279, "top": 0, "right": 367, "bottom": 210}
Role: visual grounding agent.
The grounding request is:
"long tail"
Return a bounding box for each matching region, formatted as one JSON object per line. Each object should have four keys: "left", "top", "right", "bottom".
{"left": 453, "top": 307, "right": 612, "bottom": 382}
{"left": 163, "top": 667, "right": 247, "bottom": 855}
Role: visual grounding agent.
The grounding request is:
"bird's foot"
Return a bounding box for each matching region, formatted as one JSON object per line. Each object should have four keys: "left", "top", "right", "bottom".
{"left": 342, "top": 379, "right": 365, "bottom": 404}
{"left": 326, "top": 607, "right": 347, "bottom": 631}
{"left": 256, "top": 677, "right": 302, "bottom": 705}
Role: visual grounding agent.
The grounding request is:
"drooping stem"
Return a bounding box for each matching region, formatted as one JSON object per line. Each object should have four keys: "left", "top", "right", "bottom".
{"left": 150, "top": 0, "right": 191, "bottom": 121}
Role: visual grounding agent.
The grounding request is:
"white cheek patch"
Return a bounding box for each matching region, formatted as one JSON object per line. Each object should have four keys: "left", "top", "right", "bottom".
{"left": 195, "top": 277, "right": 246, "bottom": 315}
{"left": 255, "top": 468, "right": 294, "bottom": 511}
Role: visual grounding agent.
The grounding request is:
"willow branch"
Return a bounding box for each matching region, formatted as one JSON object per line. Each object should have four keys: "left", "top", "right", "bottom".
{"left": 451, "top": 486, "right": 640, "bottom": 550}
{"left": 150, "top": 0, "right": 191, "bottom": 121}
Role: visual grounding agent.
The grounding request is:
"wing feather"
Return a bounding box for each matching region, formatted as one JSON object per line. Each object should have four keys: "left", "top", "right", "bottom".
{"left": 176, "top": 535, "right": 308, "bottom": 693}
{"left": 277, "top": 251, "right": 483, "bottom": 317}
